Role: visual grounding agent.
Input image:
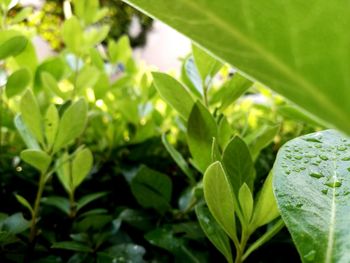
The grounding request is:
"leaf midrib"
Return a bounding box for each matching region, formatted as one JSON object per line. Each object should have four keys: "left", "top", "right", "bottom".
{"left": 176, "top": 0, "right": 348, "bottom": 125}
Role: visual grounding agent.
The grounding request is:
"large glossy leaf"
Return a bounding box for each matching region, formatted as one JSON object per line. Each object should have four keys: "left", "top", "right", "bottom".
{"left": 123, "top": 0, "right": 350, "bottom": 134}
{"left": 273, "top": 129, "right": 350, "bottom": 262}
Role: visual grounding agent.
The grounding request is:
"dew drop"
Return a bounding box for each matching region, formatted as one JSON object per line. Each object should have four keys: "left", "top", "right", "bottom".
{"left": 337, "top": 145, "right": 347, "bottom": 151}
{"left": 295, "top": 156, "right": 303, "bottom": 160}
{"left": 319, "top": 155, "right": 328, "bottom": 161}
{"left": 304, "top": 138, "right": 321, "bottom": 143}
{"left": 321, "top": 189, "right": 328, "bottom": 195}
{"left": 296, "top": 203, "right": 303, "bottom": 208}
{"left": 324, "top": 178, "right": 342, "bottom": 188}
{"left": 342, "top": 157, "right": 350, "bottom": 161}
{"left": 304, "top": 250, "right": 316, "bottom": 261}
{"left": 309, "top": 172, "right": 324, "bottom": 179}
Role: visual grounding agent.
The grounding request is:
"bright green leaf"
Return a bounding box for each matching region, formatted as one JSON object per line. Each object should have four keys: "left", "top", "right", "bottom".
{"left": 44, "top": 104, "right": 59, "bottom": 151}
{"left": 0, "top": 35, "right": 27, "bottom": 60}
{"left": 152, "top": 72, "right": 194, "bottom": 120}
{"left": 20, "top": 149, "right": 51, "bottom": 173}
{"left": 55, "top": 152, "right": 71, "bottom": 193}
{"left": 20, "top": 90, "right": 44, "bottom": 145}
{"left": 52, "top": 98, "right": 88, "bottom": 153}
{"left": 14, "top": 114, "right": 40, "bottom": 150}
{"left": 14, "top": 194, "right": 33, "bottom": 215}
{"left": 251, "top": 172, "right": 279, "bottom": 230}
{"left": 187, "top": 102, "right": 217, "bottom": 172}
{"left": 72, "top": 148, "right": 93, "bottom": 189}
{"left": 238, "top": 183, "right": 254, "bottom": 224}
{"left": 5, "top": 68, "right": 31, "bottom": 98}
{"left": 203, "top": 161, "right": 237, "bottom": 242}
{"left": 222, "top": 136, "right": 255, "bottom": 195}
{"left": 41, "top": 72, "right": 67, "bottom": 99}
{"left": 62, "top": 16, "right": 83, "bottom": 53}
{"left": 108, "top": 35, "right": 132, "bottom": 64}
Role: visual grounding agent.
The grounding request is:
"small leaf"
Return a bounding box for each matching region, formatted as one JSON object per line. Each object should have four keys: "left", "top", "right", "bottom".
{"left": 20, "top": 149, "right": 51, "bottom": 173}
{"left": 52, "top": 241, "right": 93, "bottom": 253}
{"left": 250, "top": 172, "right": 279, "bottom": 230}
{"left": 14, "top": 194, "right": 33, "bottom": 215}
{"left": 244, "top": 124, "right": 280, "bottom": 160}
{"left": 41, "top": 196, "right": 70, "bottom": 215}
{"left": 76, "top": 66, "right": 100, "bottom": 94}
{"left": 161, "top": 133, "right": 195, "bottom": 184}
{"left": 10, "top": 7, "right": 32, "bottom": 24}
{"left": 55, "top": 152, "right": 71, "bottom": 193}
{"left": 53, "top": 98, "right": 88, "bottom": 153}
{"left": 211, "top": 137, "right": 221, "bottom": 162}
{"left": 0, "top": 36, "right": 27, "bottom": 60}
{"left": 195, "top": 205, "right": 233, "bottom": 263}
{"left": 108, "top": 35, "right": 132, "bottom": 64}
{"left": 62, "top": 16, "right": 83, "bottom": 53}
{"left": 72, "top": 148, "right": 93, "bottom": 189}
{"left": 187, "top": 102, "right": 217, "bottom": 172}
{"left": 5, "top": 68, "right": 31, "bottom": 98}
{"left": 203, "top": 162, "right": 237, "bottom": 241}
{"left": 217, "top": 116, "right": 232, "bottom": 149}
{"left": 238, "top": 183, "right": 254, "bottom": 224}
{"left": 20, "top": 90, "right": 44, "bottom": 144}
{"left": 222, "top": 136, "right": 255, "bottom": 195}
{"left": 2, "top": 213, "right": 30, "bottom": 235}
{"left": 192, "top": 43, "right": 222, "bottom": 82}
{"left": 44, "top": 104, "right": 59, "bottom": 151}
{"left": 131, "top": 166, "right": 172, "bottom": 213}
{"left": 14, "top": 114, "right": 40, "bottom": 150}
{"left": 41, "top": 72, "right": 67, "bottom": 99}
{"left": 152, "top": 72, "right": 194, "bottom": 120}
{"left": 76, "top": 192, "right": 107, "bottom": 212}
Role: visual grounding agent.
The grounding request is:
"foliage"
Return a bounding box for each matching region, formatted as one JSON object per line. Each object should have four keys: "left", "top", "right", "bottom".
{"left": 0, "top": 0, "right": 335, "bottom": 262}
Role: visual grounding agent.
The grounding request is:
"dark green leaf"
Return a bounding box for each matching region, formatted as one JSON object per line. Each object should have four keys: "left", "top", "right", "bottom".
{"left": 52, "top": 241, "right": 93, "bottom": 253}
{"left": 41, "top": 196, "right": 70, "bottom": 215}
{"left": 76, "top": 192, "right": 107, "bottom": 212}
{"left": 195, "top": 205, "right": 233, "bottom": 263}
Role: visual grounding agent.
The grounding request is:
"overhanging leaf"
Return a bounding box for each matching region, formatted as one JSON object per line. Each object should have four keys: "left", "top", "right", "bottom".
{"left": 273, "top": 129, "right": 350, "bottom": 262}
{"left": 20, "top": 149, "right": 51, "bottom": 174}
{"left": 123, "top": 0, "right": 350, "bottom": 134}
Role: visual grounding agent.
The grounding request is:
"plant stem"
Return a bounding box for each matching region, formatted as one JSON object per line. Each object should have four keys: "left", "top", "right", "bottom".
{"left": 29, "top": 172, "right": 46, "bottom": 243}
{"left": 69, "top": 191, "right": 77, "bottom": 218}
{"left": 234, "top": 228, "right": 250, "bottom": 263}
{"left": 242, "top": 219, "right": 285, "bottom": 261}
{"left": 0, "top": 87, "right": 3, "bottom": 156}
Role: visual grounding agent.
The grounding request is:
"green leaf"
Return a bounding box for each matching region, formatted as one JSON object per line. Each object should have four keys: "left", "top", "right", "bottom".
{"left": 187, "top": 102, "right": 217, "bottom": 172}
{"left": 44, "top": 104, "right": 59, "bottom": 151}
{"left": 203, "top": 162, "right": 237, "bottom": 242}
{"left": 244, "top": 124, "right": 280, "bottom": 160}
{"left": 52, "top": 98, "right": 88, "bottom": 153}
{"left": 76, "top": 192, "right": 107, "bottom": 212}
{"left": 238, "top": 183, "right": 254, "bottom": 224}
{"left": 273, "top": 129, "right": 350, "bottom": 262}
{"left": 212, "top": 73, "right": 253, "bottom": 111}
{"left": 108, "top": 35, "right": 132, "bottom": 64}
{"left": 20, "top": 149, "right": 51, "bottom": 173}
{"left": 41, "top": 72, "right": 67, "bottom": 99}
{"left": 20, "top": 90, "right": 44, "bottom": 144}
{"left": 2, "top": 213, "right": 30, "bottom": 235}
{"left": 131, "top": 166, "right": 172, "bottom": 213}
{"left": 161, "top": 133, "right": 195, "bottom": 184}
{"left": 5, "top": 68, "right": 31, "bottom": 98}
{"left": 41, "top": 196, "right": 70, "bottom": 215}
{"left": 217, "top": 116, "right": 232, "bottom": 149}
{"left": 52, "top": 241, "right": 93, "bottom": 253}
{"left": 76, "top": 66, "right": 100, "bottom": 94}
{"left": 55, "top": 152, "right": 70, "bottom": 193}
{"left": 84, "top": 25, "right": 110, "bottom": 48}
{"left": 211, "top": 137, "right": 221, "bottom": 163}
{"left": 195, "top": 205, "right": 233, "bottom": 263}
{"left": 62, "top": 16, "right": 83, "bottom": 54}
{"left": 222, "top": 136, "right": 255, "bottom": 195}
{"left": 152, "top": 72, "right": 194, "bottom": 120}
{"left": 183, "top": 56, "right": 204, "bottom": 98}
{"left": 192, "top": 43, "right": 222, "bottom": 82}
{"left": 122, "top": 0, "right": 350, "bottom": 134}
{"left": 250, "top": 172, "right": 279, "bottom": 230}
{"left": 72, "top": 148, "right": 93, "bottom": 189}
{"left": 14, "top": 194, "right": 33, "bottom": 215}
{"left": 0, "top": 35, "right": 27, "bottom": 60}
{"left": 14, "top": 114, "right": 40, "bottom": 150}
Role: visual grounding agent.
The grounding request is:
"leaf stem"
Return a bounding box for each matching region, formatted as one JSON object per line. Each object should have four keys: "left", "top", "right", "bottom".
{"left": 242, "top": 219, "right": 285, "bottom": 261}
{"left": 29, "top": 172, "right": 46, "bottom": 243}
